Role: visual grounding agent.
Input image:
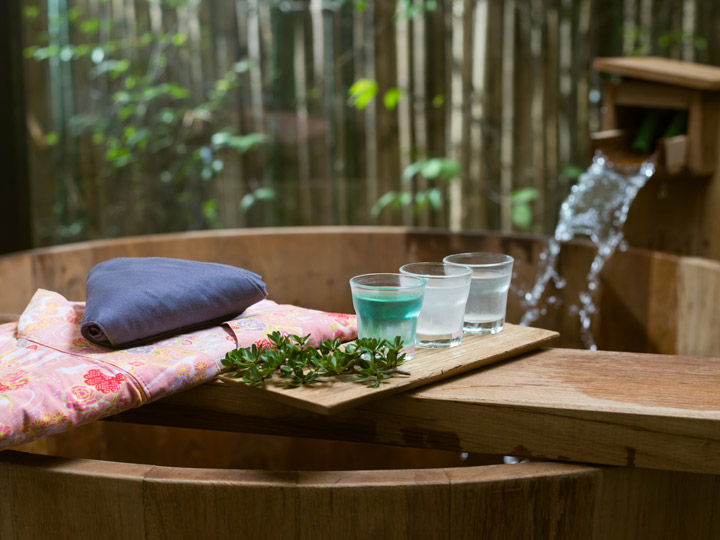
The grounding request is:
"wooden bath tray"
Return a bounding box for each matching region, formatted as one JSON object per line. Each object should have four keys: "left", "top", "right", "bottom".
{"left": 217, "top": 324, "right": 558, "bottom": 415}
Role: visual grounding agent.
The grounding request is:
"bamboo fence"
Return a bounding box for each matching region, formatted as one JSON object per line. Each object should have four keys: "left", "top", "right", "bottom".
{"left": 22, "top": 0, "right": 720, "bottom": 246}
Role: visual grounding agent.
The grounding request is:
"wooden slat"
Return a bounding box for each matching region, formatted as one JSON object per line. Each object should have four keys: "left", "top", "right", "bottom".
{"left": 112, "top": 346, "right": 720, "bottom": 475}
{"left": 446, "top": 463, "right": 597, "bottom": 538}
{"left": 219, "top": 325, "right": 558, "bottom": 414}
{"left": 676, "top": 256, "right": 720, "bottom": 356}
{"left": 608, "top": 80, "right": 694, "bottom": 110}
{"left": 0, "top": 452, "right": 149, "bottom": 540}
{"left": 594, "top": 56, "right": 720, "bottom": 91}
{"left": 4, "top": 450, "right": 720, "bottom": 539}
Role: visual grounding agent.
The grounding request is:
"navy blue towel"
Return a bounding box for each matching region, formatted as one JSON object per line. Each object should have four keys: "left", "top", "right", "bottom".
{"left": 80, "top": 257, "right": 267, "bottom": 348}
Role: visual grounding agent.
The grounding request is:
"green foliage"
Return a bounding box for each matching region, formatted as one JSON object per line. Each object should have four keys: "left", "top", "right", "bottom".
{"left": 395, "top": 0, "right": 437, "bottom": 19}
{"left": 240, "top": 187, "right": 277, "bottom": 212}
{"left": 509, "top": 188, "right": 539, "bottom": 230}
{"left": 624, "top": 25, "right": 708, "bottom": 57}
{"left": 25, "top": 3, "right": 266, "bottom": 241}
{"left": 347, "top": 78, "right": 379, "bottom": 110}
{"left": 220, "top": 332, "right": 408, "bottom": 389}
{"left": 561, "top": 165, "right": 585, "bottom": 181}
{"left": 372, "top": 158, "right": 460, "bottom": 217}
{"left": 348, "top": 79, "right": 406, "bottom": 112}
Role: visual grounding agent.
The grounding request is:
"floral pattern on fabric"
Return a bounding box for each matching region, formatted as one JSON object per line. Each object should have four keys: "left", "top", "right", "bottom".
{"left": 0, "top": 289, "right": 356, "bottom": 450}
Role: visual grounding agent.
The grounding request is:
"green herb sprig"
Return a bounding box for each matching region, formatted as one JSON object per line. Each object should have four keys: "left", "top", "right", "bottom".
{"left": 219, "top": 331, "right": 409, "bottom": 388}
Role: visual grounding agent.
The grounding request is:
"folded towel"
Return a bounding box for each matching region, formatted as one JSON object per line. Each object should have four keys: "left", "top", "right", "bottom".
{"left": 81, "top": 257, "right": 267, "bottom": 347}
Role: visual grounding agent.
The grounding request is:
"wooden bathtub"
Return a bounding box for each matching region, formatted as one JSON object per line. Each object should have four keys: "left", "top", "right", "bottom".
{"left": 1, "top": 227, "right": 719, "bottom": 539}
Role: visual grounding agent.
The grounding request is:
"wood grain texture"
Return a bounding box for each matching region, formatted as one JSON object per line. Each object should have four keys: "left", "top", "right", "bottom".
{"left": 610, "top": 81, "right": 693, "bottom": 110}
{"left": 676, "top": 257, "right": 720, "bottom": 356}
{"left": 219, "top": 324, "right": 558, "bottom": 414}
{"left": 3, "top": 451, "right": 720, "bottom": 539}
{"left": 112, "top": 347, "right": 720, "bottom": 475}
{"left": 595, "top": 56, "right": 720, "bottom": 91}
{"left": 0, "top": 252, "right": 34, "bottom": 315}
{"left": 0, "top": 452, "right": 149, "bottom": 540}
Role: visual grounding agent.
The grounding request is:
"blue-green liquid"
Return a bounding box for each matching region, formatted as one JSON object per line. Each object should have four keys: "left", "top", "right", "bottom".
{"left": 352, "top": 294, "right": 424, "bottom": 348}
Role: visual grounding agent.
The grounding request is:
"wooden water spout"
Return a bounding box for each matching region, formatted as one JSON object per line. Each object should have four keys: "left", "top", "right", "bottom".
{"left": 593, "top": 56, "right": 720, "bottom": 260}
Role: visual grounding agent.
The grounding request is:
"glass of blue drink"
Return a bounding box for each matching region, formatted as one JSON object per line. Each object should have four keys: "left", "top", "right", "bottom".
{"left": 349, "top": 273, "right": 426, "bottom": 360}
{"left": 399, "top": 262, "right": 472, "bottom": 348}
{"left": 443, "top": 253, "right": 514, "bottom": 334}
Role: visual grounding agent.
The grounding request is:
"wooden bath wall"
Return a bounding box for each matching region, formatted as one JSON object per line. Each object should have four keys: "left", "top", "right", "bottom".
{"left": 1, "top": 227, "right": 718, "bottom": 356}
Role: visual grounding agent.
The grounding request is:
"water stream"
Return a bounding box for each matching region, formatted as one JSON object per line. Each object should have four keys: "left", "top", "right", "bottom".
{"left": 519, "top": 152, "right": 656, "bottom": 349}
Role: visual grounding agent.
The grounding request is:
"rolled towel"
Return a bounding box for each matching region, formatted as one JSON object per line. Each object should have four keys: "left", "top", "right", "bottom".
{"left": 81, "top": 257, "right": 267, "bottom": 348}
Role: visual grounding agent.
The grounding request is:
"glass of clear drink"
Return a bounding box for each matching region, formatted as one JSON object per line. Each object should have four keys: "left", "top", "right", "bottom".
{"left": 349, "top": 273, "right": 426, "bottom": 360}
{"left": 399, "top": 262, "right": 472, "bottom": 348}
{"left": 443, "top": 253, "right": 514, "bottom": 334}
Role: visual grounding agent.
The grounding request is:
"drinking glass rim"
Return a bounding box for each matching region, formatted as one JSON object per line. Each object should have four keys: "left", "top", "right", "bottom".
{"left": 399, "top": 262, "right": 472, "bottom": 279}
{"left": 443, "top": 252, "right": 514, "bottom": 268}
{"left": 350, "top": 273, "right": 427, "bottom": 290}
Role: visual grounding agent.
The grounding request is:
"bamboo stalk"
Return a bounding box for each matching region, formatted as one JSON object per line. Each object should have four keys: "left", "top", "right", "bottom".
{"left": 682, "top": 0, "right": 696, "bottom": 62}
{"left": 332, "top": 6, "right": 350, "bottom": 226}
{"left": 530, "top": 0, "right": 546, "bottom": 235}
{"left": 360, "top": 4, "right": 378, "bottom": 223}
{"left": 412, "top": 0, "right": 429, "bottom": 227}
{"left": 294, "top": 11, "right": 312, "bottom": 225}
{"left": 499, "top": 0, "right": 515, "bottom": 232}
{"left": 543, "top": 2, "right": 559, "bottom": 234}
{"left": 469, "top": 0, "right": 488, "bottom": 231}
{"left": 447, "top": 0, "right": 464, "bottom": 231}
{"left": 395, "top": 7, "right": 412, "bottom": 226}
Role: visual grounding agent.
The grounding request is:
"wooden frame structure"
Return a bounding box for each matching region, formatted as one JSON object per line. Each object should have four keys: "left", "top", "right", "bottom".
{"left": 594, "top": 57, "right": 720, "bottom": 260}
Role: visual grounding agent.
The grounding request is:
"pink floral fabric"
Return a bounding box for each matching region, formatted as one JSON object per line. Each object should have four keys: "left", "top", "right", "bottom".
{"left": 0, "top": 289, "right": 356, "bottom": 449}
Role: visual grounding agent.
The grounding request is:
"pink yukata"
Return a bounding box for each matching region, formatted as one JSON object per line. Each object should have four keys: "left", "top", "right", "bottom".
{"left": 0, "top": 289, "right": 357, "bottom": 449}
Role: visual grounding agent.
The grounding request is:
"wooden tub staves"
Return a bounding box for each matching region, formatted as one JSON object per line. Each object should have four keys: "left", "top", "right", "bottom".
{"left": 1, "top": 226, "right": 720, "bottom": 539}
{"left": 0, "top": 226, "right": 718, "bottom": 356}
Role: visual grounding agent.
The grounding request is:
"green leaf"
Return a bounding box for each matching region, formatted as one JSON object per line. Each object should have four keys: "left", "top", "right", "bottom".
{"left": 348, "top": 78, "right": 378, "bottom": 110}
{"left": 439, "top": 159, "right": 461, "bottom": 181}
{"left": 80, "top": 19, "right": 101, "bottom": 35}
{"left": 171, "top": 33, "right": 187, "bottom": 46}
{"left": 254, "top": 187, "right": 276, "bottom": 201}
{"left": 401, "top": 160, "right": 424, "bottom": 182}
{"left": 561, "top": 165, "right": 584, "bottom": 180}
{"left": 398, "top": 191, "right": 413, "bottom": 207}
{"left": 509, "top": 187, "right": 539, "bottom": 204}
{"left": 511, "top": 203, "right": 533, "bottom": 230}
{"left": 421, "top": 158, "right": 443, "bottom": 179}
{"left": 371, "top": 190, "right": 398, "bottom": 217}
{"left": 45, "top": 133, "right": 59, "bottom": 146}
{"left": 427, "top": 188, "right": 443, "bottom": 209}
{"left": 383, "top": 88, "right": 404, "bottom": 110}
{"left": 432, "top": 94, "right": 445, "bottom": 108}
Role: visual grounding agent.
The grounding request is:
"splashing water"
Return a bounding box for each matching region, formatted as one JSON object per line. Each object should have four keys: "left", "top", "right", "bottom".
{"left": 520, "top": 152, "right": 656, "bottom": 350}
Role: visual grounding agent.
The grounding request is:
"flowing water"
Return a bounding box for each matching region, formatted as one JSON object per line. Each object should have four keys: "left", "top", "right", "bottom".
{"left": 519, "top": 152, "right": 656, "bottom": 349}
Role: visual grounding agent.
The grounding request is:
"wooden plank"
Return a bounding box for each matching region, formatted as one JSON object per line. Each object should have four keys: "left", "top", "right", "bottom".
{"left": 676, "top": 256, "right": 720, "bottom": 356}
{"left": 688, "top": 89, "right": 719, "bottom": 177}
{"left": 219, "top": 325, "right": 559, "bottom": 414}
{"left": 447, "top": 463, "right": 597, "bottom": 539}
{"left": 0, "top": 452, "right": 149, "bottom": 540}
{"left": 295, "top": 468, "right": 450, "bottom": 539}
{"left": 609, "top": 81, "right": 694, "bottom": 110}
{"left": 0, "top": 252, "right": 35, "bottom": 314}
{"left": 4, "top": 448, "right": 720, "bottom": 539}
{"left": 594, "top": 56, "right": 720, "bottom": 90}
{"left": 144, "top": 467, "right": 298, "bottom": 540}
{"left": 593, "top": 467, "right": 720, "bottom": 539}
{"left": 113, "top": 347, "right": 720, "bottom": 475}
